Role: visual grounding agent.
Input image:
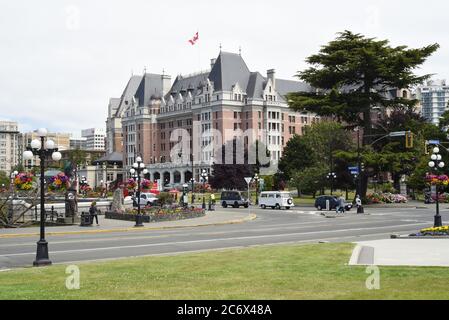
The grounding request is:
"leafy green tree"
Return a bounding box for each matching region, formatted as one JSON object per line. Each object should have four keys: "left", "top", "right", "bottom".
{"left": 0, "top": 171, "right": 9, "bottom": 188}
{"left": 288, "top": 31, "right": 439, "bottom": 198}
{"left": 290, "top": 166, "right": 327, "bottom": 198}
{"left": 279, "top": 121, "right": 354, "bottom": 191}
{"left": 278, "top": 135, "right": 314, "bottom": 180}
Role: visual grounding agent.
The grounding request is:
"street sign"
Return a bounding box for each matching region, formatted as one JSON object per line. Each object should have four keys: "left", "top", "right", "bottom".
{"left": 428, "top": 140, "right": 440, "bottom": 145}
{"left": 388, "top": 131, "right": 407, "bottom": 137}
{"left": 348, "top": 166, "right": 359, "bottom": 171}
{"left": 350, "top": 171, "right": 359, "bottom": 175}
{"left": 244, "top": 177, "right": 252, "bottom": 185}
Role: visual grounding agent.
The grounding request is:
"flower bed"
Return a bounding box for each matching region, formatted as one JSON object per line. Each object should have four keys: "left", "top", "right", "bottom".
{"left": 105, "top": 206, "right": 205, "bottom": 223}
{"left": 366, "top": 192, "right": 408, "bottom": 204}
{"left": 410, "top": 226, "right": 449, "bottom": 237}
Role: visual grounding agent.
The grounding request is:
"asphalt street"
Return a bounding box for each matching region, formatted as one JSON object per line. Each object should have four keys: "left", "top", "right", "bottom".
{"left": 1, "top": 205, "right": 447, "bottom": 269}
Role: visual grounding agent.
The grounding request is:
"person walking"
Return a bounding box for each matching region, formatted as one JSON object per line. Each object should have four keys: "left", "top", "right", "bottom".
{"left": 336, "top": 194, "right": 346, "bottom": 214}
{"left": 355, "top": 195, "right": 362, "bottom": 212}
{"left": 89, "top": 201, "right": 99, "bottom": 226}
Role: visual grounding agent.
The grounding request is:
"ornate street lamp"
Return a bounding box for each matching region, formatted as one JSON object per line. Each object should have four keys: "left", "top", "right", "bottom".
{"left": 428, "top": 147, "right": 445, "bottom": 227}
{"left": 200, "top": 169, "right": 208, "bottom": 209}
{"left": 253, "top": 173, "right": 260, "bottom": 205}
{"left": 130, "top": 156, "right": 148, "bottom": 227}
{"left": 23, "top": 128, "right": 62, "bottom": 267}
{"left": 326, "top": 172, "right": 337, "bottom": 195}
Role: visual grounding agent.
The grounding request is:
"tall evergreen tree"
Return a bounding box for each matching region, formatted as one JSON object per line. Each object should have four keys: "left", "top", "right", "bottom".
{"left": 288, "top": 31, "right": 439, "bottom": 197}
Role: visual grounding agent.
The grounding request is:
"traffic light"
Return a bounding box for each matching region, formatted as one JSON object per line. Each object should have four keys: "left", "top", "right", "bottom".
{"left": 405, "top": 131, "right": 413, "bottom": 149}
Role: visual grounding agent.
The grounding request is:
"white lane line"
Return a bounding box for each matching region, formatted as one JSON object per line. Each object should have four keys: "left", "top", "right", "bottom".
{"left": 0, "top": 218, "right": 428, "bottom": 248}
{"left": 0, "top": 222, "right": 429, "bottom": 258}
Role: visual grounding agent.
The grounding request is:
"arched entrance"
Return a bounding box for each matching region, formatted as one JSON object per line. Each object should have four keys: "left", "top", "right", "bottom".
{"left": 173, "top": 171, "right": 181, "bottom": 184}
{"left": 163, "top": 172, "right": 171, "bottom": 186}
{"left": 184, "top": 171, "right": 192, "bottom": 184}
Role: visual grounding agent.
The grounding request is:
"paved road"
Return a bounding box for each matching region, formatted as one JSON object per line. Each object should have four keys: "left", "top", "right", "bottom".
{"left": 1, "top": 205, "right": 447, "bottom": 269}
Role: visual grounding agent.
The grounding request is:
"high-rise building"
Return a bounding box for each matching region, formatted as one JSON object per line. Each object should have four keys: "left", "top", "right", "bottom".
{"left": 0, "top": 121, "right": 19, "bottom": 174}
{"left": 19, "top": 131, "right": 71, "bottom": 168}
{"left": 416, "top": 79, "right": 449, "bottom": 125}
{"left": 81, "top": 128, "right": 106, "bottom": 151}
{"left": 107, "top": 52, "right": 319, "bottom": 184}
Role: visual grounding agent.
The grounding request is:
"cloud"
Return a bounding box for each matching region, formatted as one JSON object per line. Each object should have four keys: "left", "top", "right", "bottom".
{"left": 0, "top": 0, "right": 447, "bottom": 135}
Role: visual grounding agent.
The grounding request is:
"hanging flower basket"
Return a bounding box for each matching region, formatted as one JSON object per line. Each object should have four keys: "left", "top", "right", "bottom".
{"left": 425, "top": 174, "right": 449, "bottom": 187}
{"left": 126, "top": 178, "right": 137, "bottom": 190}
{"left": 141, "top": 179, "right": 153, "bottom": 191}
{"left": 49, "top": 173, "right": 70, "bottom": 191}
{"left": 14, "top": 172, "right": 35, "bottom": 191}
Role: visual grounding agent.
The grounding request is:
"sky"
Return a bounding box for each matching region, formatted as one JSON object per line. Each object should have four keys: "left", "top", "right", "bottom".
{"left": 0, "top": 0, "right": 448, "bottom": 136}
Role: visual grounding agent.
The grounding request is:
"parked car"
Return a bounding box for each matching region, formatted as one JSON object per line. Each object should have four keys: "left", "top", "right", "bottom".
{"left": 314, "top": 196, "right": 353, "bottom": 211}
{"left": 221, "top": 191, "right": 249, "bottom": 208}
{"left": 133, "top": 192, "right": 159, "bottom": 207}
{"left": 259, "top": 191, "right": 294, "bottom": 210}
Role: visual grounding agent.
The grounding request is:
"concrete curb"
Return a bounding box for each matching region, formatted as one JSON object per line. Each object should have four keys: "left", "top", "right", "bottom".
{"left": 0, "top": 213, "right": 257, "bottom": 239}
{"left": 348, "top": 245, "right": 375, "bottom": 265}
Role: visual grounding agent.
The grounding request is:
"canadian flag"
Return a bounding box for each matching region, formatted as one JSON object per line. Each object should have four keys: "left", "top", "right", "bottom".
{"left": 188, "top": 32, "right": 199, "bottom": 45}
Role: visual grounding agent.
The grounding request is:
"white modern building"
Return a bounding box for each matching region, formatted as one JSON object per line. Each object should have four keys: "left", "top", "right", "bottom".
{"left": 69, "top": 137, "right": 87, "bottom": 150}
{"left": 0, "top": 121, "right": 19, "bottom": 174}
{"left": 81, "top": 128, "right": 106, "bottom": 151}
{"left": 416, "top": 79, "right": 449, "bottom": 125}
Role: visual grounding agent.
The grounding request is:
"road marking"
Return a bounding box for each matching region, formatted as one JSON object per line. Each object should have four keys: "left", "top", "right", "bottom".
{"left": 0, "top": 222, "right": 429, "bottom": 258}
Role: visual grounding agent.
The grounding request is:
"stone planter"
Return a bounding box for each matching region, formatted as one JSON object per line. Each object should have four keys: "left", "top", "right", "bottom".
{"left": 105, "top": 209, "right": 205, "bottom": 223}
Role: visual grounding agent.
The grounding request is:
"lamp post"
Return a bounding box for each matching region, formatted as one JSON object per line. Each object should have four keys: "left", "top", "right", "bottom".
{"left": 253, "top": 173, "right": 260, "bottom": 205}
{"left": 130, "top": 156, "right": 148, "bottom": 227}
{"left": 23, "top": 128, "right": 62, "bottom": 267}
{"left": 190, "top": 178, "right": 196, "bottom": 204}
{"left": 200, "top": 169, "right": 208, "bottom": 209}
{"left": 428, "top": 147, "right": 445, "bottom": 227}
{"left": 326, "top": 172, "right": 337, "bottom": 195}
{"left": 103, "top": 162, "right": 109, "bottom": 195}
{"left": 7, "top": 170, "right": 18, "bottom": 223}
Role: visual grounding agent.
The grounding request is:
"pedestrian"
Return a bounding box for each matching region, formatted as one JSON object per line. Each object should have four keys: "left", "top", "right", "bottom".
{"left": 336, "top": 194, "right": 346, "bottom": 214}
{"left": 210, "top": 193, "right": 216, "bottom": 205}
{"left": 355, "top": 195, "right": 362, "bottom": 210}
{"left": 89, "top": 201, "right": 99, "bottom": 226}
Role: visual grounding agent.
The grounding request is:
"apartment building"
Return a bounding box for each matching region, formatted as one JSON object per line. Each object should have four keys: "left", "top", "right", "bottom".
{"left": 0, "top": 121, "right": 19, "bottom": 174}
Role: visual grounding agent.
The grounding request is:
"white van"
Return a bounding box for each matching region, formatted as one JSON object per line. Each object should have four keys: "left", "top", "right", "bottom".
{"left": 258, "top": 191, "right": 294, "bottom": 210}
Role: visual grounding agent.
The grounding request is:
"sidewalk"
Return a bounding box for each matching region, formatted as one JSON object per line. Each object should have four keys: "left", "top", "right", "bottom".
{"left": 349, "top": 239, "right": 449, "bottom": 267}
{"left": 0, "top": 210, "right": 257, "bottom": 238}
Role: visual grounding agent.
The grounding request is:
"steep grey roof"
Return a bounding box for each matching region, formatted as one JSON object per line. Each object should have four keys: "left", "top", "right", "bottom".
{"left": 108, "top": 98, "right": 121, "bottom": 116}
{"left": 209, "top": 52, "right": 251, "bottom": 92}
{"left": 247, "top": 72, "right": 266, "bottom": 99}
{"left": 93, "top": 152, "right": 123, "bottom": 165}
{"left": 168, "top": 72, "right": 209, "bottom": 96}
{"left": 114, "top": 75, "right": 143, "bottom": 117}
{"left": 134, "top": 73, "right": 164, "bottom": 106}
{"left": 276, "top": 79, "right": 313, "bottom": 97}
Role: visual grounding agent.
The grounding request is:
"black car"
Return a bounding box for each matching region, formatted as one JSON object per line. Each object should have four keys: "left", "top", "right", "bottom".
{"left": 314, "top": 196, "right": 352, "bottom": 211}
{"left": 221, "top": 191, "right": 249, "bottom": 208}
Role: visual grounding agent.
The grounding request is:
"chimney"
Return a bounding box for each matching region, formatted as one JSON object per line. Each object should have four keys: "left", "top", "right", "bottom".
{"left": 211, "top": 58, "right": 216, "bottom": 69}
{"left": 267, "top": 69, "right": 275, "bottom": 89}
{"left": 161, "top": 74, "right": 172, "bottom": 96}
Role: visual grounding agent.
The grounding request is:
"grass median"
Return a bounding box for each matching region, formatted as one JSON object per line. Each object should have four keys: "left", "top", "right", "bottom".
{"left": 1, "top": 243, "right": 449, "bottom": 300}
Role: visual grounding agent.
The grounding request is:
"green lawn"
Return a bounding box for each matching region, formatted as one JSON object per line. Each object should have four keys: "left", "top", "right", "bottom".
{"left": 1, "top": 243, "right": 449, "bottom": 300}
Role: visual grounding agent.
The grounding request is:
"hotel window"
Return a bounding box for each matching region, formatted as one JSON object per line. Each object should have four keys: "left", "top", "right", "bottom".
{"left": 234, "top": 112, "right": 238, "bottom": 119}
{"left": 258, "top": 111, "right": 262, "bottom": 119}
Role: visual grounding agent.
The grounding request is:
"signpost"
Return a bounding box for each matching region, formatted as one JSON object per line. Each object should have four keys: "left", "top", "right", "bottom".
{"left": 244, "top": 177, "right": 252, "bottom": 205}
